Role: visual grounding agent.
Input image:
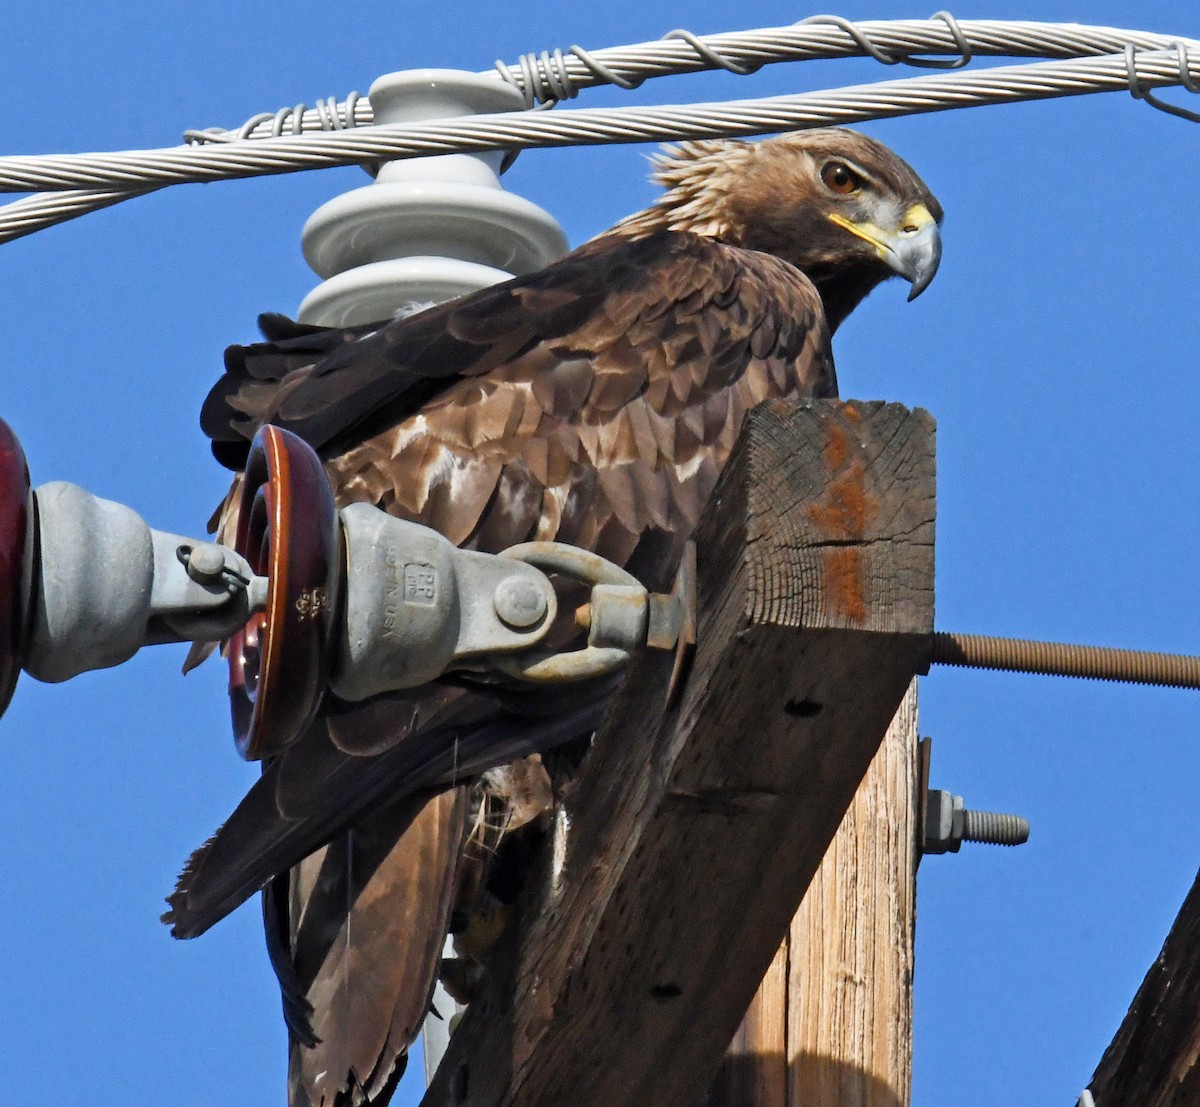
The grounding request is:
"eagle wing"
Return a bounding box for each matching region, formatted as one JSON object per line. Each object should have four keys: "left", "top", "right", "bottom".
{"left": 174, "top": 229, "right": 836, "bottom": 1105}
{"left": 204, "top": 230, "right": 836, "bottom": 569}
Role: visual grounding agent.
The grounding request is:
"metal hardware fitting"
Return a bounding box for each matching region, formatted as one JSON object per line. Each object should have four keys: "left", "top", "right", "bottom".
{"left": 492, "top": 574, "right": 548, "bottom": 629}
{"left": 1125, "top": 41, "right": 1200, "bottom": 124}
{"left": 930, "top": 631, "right": 1200, "bottom": 691}
{"left": 330, "top": 505, "right": 559, "bottom": 700}
{"left": 492, "top": 542, "right": 684, "bottom": 683}
{"left": 918, "top": 738, "right": 1030, "bottom": 859}
{"left": 24, "top": 482, "right": 259, "bottom": 682}
{"left": 8, "top": 472, "right": 679, "bottom": 700}
{"left": 922, "top": 789, "right": 1030, "bottom": 855}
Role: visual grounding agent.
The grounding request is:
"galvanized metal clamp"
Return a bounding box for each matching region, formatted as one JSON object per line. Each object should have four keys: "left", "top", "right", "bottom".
{"left": 493, "top": 543, "right": 684, "bottom": 683}
{"left": 0, "top": 418, "right": 689, "bottom": 759}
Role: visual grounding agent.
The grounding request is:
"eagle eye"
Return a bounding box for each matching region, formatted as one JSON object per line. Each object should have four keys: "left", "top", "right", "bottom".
{"left": 820, "top": 161, "right": 863, "bottom": 196}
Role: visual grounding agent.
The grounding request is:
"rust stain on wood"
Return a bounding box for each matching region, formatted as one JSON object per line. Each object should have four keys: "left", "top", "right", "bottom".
{"left": 808, "top": 419, "right": 877, "bottom": 624}
{"left": 822, "top": 420, "right": 852, "bottom": 472}
{"left": 812, "top": 467, "right": 870, "bottom": 535}
{"left": 821, "top": 547, "right": 867, "bottom": 623}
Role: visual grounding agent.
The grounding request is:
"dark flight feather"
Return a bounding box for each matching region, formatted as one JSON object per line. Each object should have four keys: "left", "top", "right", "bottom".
{"left": 164, "top": 686, "right": 612, "bottom": 939}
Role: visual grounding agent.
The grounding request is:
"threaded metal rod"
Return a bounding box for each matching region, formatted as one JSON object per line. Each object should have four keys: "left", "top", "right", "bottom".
{"left": 961, "top": 809, "right": 1029, "bottom": 847}
{"left": 932, "top": 631, "right": 1200, "bottom": 690}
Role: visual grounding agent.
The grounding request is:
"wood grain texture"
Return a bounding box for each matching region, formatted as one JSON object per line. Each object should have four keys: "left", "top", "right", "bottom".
{"left": 706, "top": 943, "right": 790, "bottom": 1107}
{"left": 787, "top": 682, "right": 917, "bottom": 1107}
{"left": 708, "top": 684, "right": 918, "bottom": 1107}
{"left": 420, "top": 399, "right": 935, "bottom": 1107}
{"left": 1088, "top": 866, "right": 1200, "bottom": 1107}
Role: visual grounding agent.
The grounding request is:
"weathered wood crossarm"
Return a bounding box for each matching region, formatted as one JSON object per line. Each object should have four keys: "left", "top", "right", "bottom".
{"left": 1086, "top": 865, "right": 1200, "bottom": 1105}
{"left": 421, "top": 398, "right": 936, "bottom": 1107}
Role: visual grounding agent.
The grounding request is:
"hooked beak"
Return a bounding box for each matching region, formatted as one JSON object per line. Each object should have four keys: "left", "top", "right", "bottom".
{"left": 890, "top": 204, "right": 942, "bottom": 300}
{"left": 828, "top": 203, "right": 942, "bottom": 301}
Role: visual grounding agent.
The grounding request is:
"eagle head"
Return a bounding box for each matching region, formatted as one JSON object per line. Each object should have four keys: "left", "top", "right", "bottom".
{"left": 614, "top": 128, "right": 943, "bottom": 332}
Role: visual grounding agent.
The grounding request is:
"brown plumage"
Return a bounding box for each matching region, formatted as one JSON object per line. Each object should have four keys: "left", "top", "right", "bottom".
{"left": 166, "top": 128, "right": 942, "bottom": 1106}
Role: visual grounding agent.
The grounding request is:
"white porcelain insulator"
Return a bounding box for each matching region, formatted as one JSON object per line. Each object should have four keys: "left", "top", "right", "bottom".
{"left": 298, "top": 69, "right": 569, "bottom": 1083}
{"left": 297, "top": 69, "right": 569, "bottom": 327}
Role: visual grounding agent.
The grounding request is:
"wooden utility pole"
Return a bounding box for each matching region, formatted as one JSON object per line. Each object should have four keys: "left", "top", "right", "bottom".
{"left": 708, "top": 686, "right": 919, "bottom": 1107}
{"left": 421, "top": 398, "right": 935, "bottom": 1107}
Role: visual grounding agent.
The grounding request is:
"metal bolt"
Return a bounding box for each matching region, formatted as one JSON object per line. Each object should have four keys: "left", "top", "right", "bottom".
{"left": 922, "top": 789, "right": 1030, "bottom": 855}
{"left": 493, "top": 575, "right": 548, "bottom": 630}
{"left": 931, "top": 630, "right": 1200, "bottom": 690}
{"left": 179, "top": 542, "right": 229, "bottom": 585}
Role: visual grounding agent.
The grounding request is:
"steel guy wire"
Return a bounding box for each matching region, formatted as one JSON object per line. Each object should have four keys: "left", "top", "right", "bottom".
{"left": 205, "top": 17, "right": 1200, "bottom": 128}
{"left": 486, "top": 17, "right": 1200, "bottom": 102}
{"left": 1, "top": 18, "right": 1199, "bottom": 244}
{"left": 1125, "top": 41, "right": 1200, "bottom": 122}
{"left": 0, "top": 50, "right": 1197, "bottom": 200}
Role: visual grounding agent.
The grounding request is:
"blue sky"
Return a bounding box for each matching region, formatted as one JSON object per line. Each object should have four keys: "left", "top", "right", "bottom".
{"left": 0, "top": 2, "right": 1197, "bottom": 1104}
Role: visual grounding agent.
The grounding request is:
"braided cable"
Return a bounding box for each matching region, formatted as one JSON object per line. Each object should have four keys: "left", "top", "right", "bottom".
{"left": 1125, "top": 41, "right": 1200, "bottom": 122}
{"left": 0, "top": 51, "right": 1196, "bottom": 201}
{"left": 487, "top": 17, "right": 1193, "bottom": 103}
{"left": 661, "top": 29, "right": 763, "bottom": 76}
{"left": 190, "top": 18, "right": 1199, "bottom": 132}
{"left": 561, "top": 47, "right": 642, "bottom": 90}
{"left": 2, "top": 18, "right": 1199, "bottom": 243}
{"left": 183, "top": 91, "right": 366, "bottom": 144}
{"left": 797, "top": 12, "right": 972, "bottom": 69}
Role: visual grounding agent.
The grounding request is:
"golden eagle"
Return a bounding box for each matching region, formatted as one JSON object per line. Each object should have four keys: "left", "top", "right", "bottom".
{"left": 165, "top": 128, "right": 941, "bottom": 1107}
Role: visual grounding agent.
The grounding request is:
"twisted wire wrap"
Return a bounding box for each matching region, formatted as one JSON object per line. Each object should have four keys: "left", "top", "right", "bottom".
{"left": 183, "top": 91, "right": 364, "bottom": 144}
{"left": 488, "top": 18, "right": 1200, "bottom": 104}
{"left": 661, "top": 29, "right": 762, "bottom": 76}
{"left": 1125, "top": 41, "right": 1200, "bottom": 122}
{"left": 1, "top": 18, "right": 1198, "bottom": 243}
{"left": 798, "top": 11, "right": 972, "bottom": 69}
{"left": 1, "top": 51, "right": 1197, "bottom": 197}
